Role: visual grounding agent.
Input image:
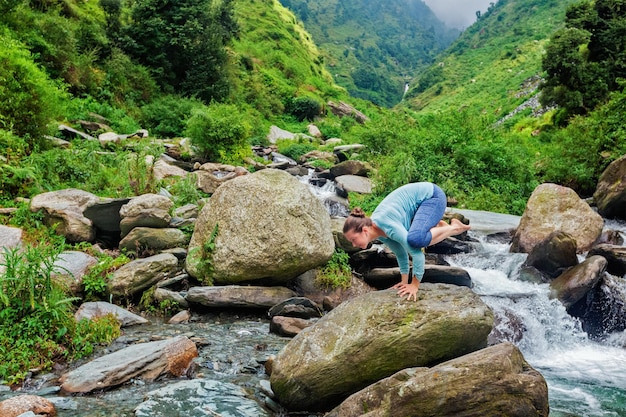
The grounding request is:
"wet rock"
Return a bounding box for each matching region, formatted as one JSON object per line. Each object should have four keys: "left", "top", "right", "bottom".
{"left": 167, "top": 310, "right": 191, "bottom": 324}
{"left": 269, "top": 284, "right": 493, "bottom": 411}
{"left": 549, "top": 255, "right": 607, "bottom": 309}
{"left": 119, "top": 194, "right": 173, "bottom": 237}
{"left": 326, "top": 342, "right": 548, "bottom": 417}
{"left": 587, "top": 244, "right": 626, "bottom": 277}
{"left": 0, "top": 395, "right": 56, "bottom": 417}
{"left": 75, "top": 301, "right": 149, "bottom": 327}
{"left": 133, "top": 379, "right": 271, "bottom": 417}
{"left": 511, "top": 183, "right": 604, "bottom": 253}
{"left": 186, "top": 285, "right": 297, "bottom": 309}
{"left": 108, "top": 253, "right": 180, "bottom": 298}
{"left": 270, "top": 316, "right": 314, "bottom": 337}
{"left": 186, "top": 169, "right": 335, "bottom": 285}
{"left": 60, "top": 336, "right": 198, "bottom": 393}
{"left": 594, "top": 153, "right": 626, "bottom": 220}
{"left": 568, "top": 274, "right": 626, "bottom": 339}
{"left": 268, "top": 297, "right": 322, "bottom": 319}
{"left": 523, "top": 231, "right": 579, "bottom": 280}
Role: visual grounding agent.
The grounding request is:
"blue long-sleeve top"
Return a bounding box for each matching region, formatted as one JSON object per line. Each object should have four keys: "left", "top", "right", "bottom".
{"left": 371, "top": 182, "right": 434, "bottom": 281}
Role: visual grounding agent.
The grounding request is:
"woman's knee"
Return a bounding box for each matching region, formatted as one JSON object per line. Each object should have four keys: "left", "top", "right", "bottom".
{"left": 407, "top": 230, "right": 431, "bottom": 248}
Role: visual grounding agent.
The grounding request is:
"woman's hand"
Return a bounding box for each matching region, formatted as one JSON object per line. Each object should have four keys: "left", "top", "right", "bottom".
{"left": 392, "top": 280, "right": 420, "bottom": 301}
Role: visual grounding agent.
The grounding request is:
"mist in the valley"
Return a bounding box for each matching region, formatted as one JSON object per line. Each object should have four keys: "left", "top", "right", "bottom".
{"left": 422, "top": 0, "right": 494, "bottom": 29}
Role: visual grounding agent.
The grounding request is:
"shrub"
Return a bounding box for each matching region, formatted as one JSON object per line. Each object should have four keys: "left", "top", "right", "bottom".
{"left": 139, "top": 95, "right": 204, "bottom": 138}
{"left": 0, "top": 244, "right": 120, "bottom": 385}
{"left": 286, "top": 96, "right": 323, "bottom": 121}
{"left": 316, "top": 248, "right": 352, "bottom": 289}
{"left": 184, "top": 103, "right": 251, "bottom": 162}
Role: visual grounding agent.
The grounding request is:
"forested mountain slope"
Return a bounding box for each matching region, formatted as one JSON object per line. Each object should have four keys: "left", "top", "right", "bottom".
{"left": 280, "top": 0, "right": 459, "bottom": 107}
{"left": 404, "top": 0, "right": 577, "bottom": 116}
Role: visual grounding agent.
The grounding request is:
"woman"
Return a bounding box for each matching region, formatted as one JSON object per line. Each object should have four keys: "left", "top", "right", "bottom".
{"left": 343, "top": 182, "right": 470, "bottom": 301}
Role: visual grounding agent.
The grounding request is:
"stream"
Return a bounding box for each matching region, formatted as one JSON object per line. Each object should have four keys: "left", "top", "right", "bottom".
{"left": 2, "top": 209, "right": 625, "bottom": 416}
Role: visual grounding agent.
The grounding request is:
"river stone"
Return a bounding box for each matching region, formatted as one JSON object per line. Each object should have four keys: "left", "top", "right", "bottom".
{"left": 329, "top": 160, "right": 372, "bottom": 177}
{"left": 30, "top": 188, "right": 100, "bottom": 242}
{"left": 119, "top": 193, "right": 173, "bottom": 237}
{"left": 119, "top": 227, "right": 189, "bottom": 252}
{"left": 588, "top": 244, "right": 626, "bottom": 276}
{"left": 270, "top": 316, "right": 314, "bottom": 337}
{"left": 186, "top": 169, "right": 335, "bottom": 285}
{"left": 523, "top": 231, "right": 579, "bottom": 279}
{"left": 0, "top": 394, "right": 56, "bottom": 417}
{"left": 51, "top": 251, "right": 98, "bottom": 295}
{"left": 75, "top": 301, "right": 149, "bottom": 326}
{"left": 326, "top": 342, "right": 549, "bottom": 417}
{"left": 510, "top": 183, "right": 604, "bottom": 253}
{"left": 568, "top": 273, "right": 626, "bottom": 338}
{"left": 549, "top": 255, "right": 607, "bottom": 309}
{"left": 154, "top": 287, "right": 189, "bottom": 308}
{"left": 594, "top": 153, "right": 626, "bottom": 220}
{"left": 186, "top": 285, "right": 297, "bottom": 309}
{"left": 108, "top": 253, "right": 180, "bottom": 298}
{"left": 269, "top": 284, "right": 494, "bottom": 411}
{"left": 133, "top": 379, "right": 270, "bottom": 417}
{"left": 59, "top": 335, "right": 197, "bottom": 393}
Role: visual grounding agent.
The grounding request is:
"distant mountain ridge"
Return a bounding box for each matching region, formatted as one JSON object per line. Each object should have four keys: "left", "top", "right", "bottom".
{"left": 279, "top": 0, "right": 459, "bottom": 107}
{"left": 403, "top": 0, "right": 577, "bottom": 116}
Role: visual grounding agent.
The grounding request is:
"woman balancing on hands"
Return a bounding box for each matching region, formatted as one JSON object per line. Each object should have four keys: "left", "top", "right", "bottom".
{"left": 343, "top": 182, "right": 471, "bottom": 301}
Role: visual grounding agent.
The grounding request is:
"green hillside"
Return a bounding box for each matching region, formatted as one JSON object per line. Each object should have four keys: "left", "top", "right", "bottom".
{"left": 280, "top": 0, "right": 459, "bottom": 107}
{"left": 404, "top": 0, "right": 577, "bottom": 116}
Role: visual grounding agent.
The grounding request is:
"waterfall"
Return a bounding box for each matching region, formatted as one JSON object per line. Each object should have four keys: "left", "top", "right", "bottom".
{"left": 446, "top": 209, "right": 626, "bottom": 417}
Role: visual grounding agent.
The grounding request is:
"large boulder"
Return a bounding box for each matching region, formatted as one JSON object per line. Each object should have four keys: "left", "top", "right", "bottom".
{"left": 326, "top": 342, "right": 548, "bottom": 417}
{"left": 269, "top": 284, "right": 494, "bottom": 411}
{"left": 594, "top": 153, "right": 626, "bottom": 220}
{"left": 511, "top": 183, "right": 604, "bottom": 253}
{"left": 30, "top": 188, "right": 100, "bottom": 242}
{"left": 186, "top": 169, "right": 335, "bottom": 285}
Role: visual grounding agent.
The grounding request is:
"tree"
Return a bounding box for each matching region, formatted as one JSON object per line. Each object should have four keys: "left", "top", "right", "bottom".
{"left": 540, "top": 0, "right": 626, "bottom": 122}
{"left": 122, "top": 0, "right": 238, "bottom": 102}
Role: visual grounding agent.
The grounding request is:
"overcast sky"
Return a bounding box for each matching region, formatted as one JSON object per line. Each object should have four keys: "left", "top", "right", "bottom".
{"left": 422, "top": 0, "right": 494, "bottom": 29}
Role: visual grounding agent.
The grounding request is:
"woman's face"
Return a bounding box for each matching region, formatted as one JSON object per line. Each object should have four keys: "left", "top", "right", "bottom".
{"left": 344, "top": 227, "right": 372, "bottom": 249}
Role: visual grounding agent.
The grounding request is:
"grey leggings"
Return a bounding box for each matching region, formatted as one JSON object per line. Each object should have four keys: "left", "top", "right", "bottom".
{"left": 406, "top": 184, "right": 447, "bottom": 248}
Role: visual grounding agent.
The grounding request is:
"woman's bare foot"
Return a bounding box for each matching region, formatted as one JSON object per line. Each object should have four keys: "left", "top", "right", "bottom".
{"left": 437, "top": 220, "right": 448, "bottom": 227}
{"left": 450, "top": 218, "right": 471, "bottom": 234}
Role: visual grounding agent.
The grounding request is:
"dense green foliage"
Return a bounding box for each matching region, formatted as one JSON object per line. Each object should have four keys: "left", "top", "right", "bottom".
{"left": 282, "top": 0, "right": 458, "bottom": 107}
{"left": 120, "top": 0, "right": 238, "bottom": 102}
{"left": 405, "top": 0, "right": 577, "bottom": 115}
{"left": 540, "top": 0, "right": 626, "bottom": 123}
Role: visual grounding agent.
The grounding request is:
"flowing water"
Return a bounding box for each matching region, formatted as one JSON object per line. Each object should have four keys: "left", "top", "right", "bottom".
{"left": 446, "top": 209, "right": 626, "bottom": 417}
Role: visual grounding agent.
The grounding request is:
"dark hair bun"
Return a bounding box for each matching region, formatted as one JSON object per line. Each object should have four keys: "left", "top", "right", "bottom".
{"left": 349, "top": 207, "right": 366, "bottom": 218}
